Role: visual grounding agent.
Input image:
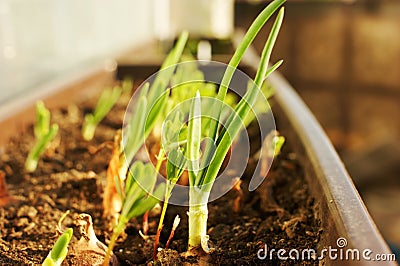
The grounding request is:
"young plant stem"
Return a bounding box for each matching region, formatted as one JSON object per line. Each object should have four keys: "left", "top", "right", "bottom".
{"left": 186, "top": 91, "right": 212, "bottom": 252}
{"left": 165, "top": 215, "right": 180, "bottom": 249}
{"left": 25, "top": 100, "right": 59, "bottom": 173}
{"left": 153, "top": 180, "right": 171, "bottom": 260}
{"left": 152, "top": 146, "right": 183, "bottom": 260}
{"left": 103, "top": 222, "right": 123, "bottom": 266}
{"left": 188, "top": 187, "right": 210, "bottom": 252}
{"left": 164, "top": 230, "right": 174, "bottom": 249}
{"left": 152, "top": 149, "right": 166, "bottom": 194}
{"left": 153, "top": 226, "right": 163, "bottom": 260}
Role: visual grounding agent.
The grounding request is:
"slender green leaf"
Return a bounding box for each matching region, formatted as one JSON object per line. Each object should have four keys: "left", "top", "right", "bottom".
{"left": 125, "top": 96, "right": 147, "bottom": 163}
{"left": 122, "top": 32, "right": 188, "bottom": 174}
{"left": 201, "top": 7, "right": 285, "bottom": 190}
{"left": 128, "top": 183, "right": 165, "bottom": 218}
{"left": 207, "top": 0, "right": 285, "bottom": 143}
{"left": 82, "top": 86, "right": 122, "bottom": 141}
{"left": 147, "top": 31, "right": 189, "bottom": 107}
{"left": 166, "top": 148, "right": 187, "bottom": 184}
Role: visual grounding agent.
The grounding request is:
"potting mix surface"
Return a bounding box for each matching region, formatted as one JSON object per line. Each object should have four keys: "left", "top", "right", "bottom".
{"left": 0, "top": 87, "right": 321, "bottom": 265}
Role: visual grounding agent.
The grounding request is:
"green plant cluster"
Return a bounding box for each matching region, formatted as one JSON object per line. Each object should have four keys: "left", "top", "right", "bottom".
{"left": 32, "top": 0, "right": 286, "bottom": 264}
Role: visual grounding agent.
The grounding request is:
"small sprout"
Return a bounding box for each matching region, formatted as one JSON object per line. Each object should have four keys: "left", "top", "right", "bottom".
{"left": 154, "top": 114, "right": 187, "bottom": 259}
{"left": 82, "top": 86, "right": 122, "bottom": 141}
{"left": 232, "top": 178, "right": 243, "bottom": 213}
{"left": 121, "top": 77, "right": 134, "bottom": 94}
{"left": 273, "top": 134, "right": 285, "bottom": 157}
{"left": 183, "top": 1, "right": 284, "bottom": 253}
{"left": 25, "top": 101, "right": 59, "bottom": 173}
{"left": 139, "top": 230, "right": 149, "bottom": 241}
{"left": 56, "top": 210, "right": 70, "bottom": 235}
{"left": 103, "top": 161, "right": 165, "bottom": 266}
{"left": 42, "top": 228, "right": 73, "bottom": 266}
{"left": 165, "top": 215, "right": 181, "bottom": 249}
{"left": 257, "top": 130, "right": 285, "bottom": 178}
{"left": 172, "top": 215, "right": 181, "bottom": 232}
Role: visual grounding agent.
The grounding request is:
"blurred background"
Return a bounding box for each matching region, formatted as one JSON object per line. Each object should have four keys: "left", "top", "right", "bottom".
{"left": 0, "top": 0, "right": 399, "bottom": 256}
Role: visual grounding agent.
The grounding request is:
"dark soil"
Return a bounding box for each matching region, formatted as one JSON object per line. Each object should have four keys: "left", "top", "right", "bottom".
{"left": 0, "top": 86, "right": 321, "bottom": 265}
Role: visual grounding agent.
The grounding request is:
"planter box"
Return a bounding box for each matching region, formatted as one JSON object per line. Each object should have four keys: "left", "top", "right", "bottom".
{"left": 0, "top": 57, "right": 394, "bottom": 265}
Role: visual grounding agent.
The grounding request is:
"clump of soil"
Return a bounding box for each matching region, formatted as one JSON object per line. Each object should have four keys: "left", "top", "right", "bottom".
{"left": 0, "top": 87, "right": 321, "bottom": 265}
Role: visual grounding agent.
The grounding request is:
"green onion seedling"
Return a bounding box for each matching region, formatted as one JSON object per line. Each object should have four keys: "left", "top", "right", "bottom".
{"left": 186, "top": 90, "right": 210, "bottom": 252}
{"left": 119, "top": 32, "right": 189, "bottom": 183}
{"left": 25, "top": 101, "right": 59, "bottom": 173}
{"left": 103, "top": 161, "right": 166, "bottom": 266}
{"left": 82, "top": 86, "right": 122, "bottom": 141}
{"left": 185, "top": 0, "right": 285, "bottom": 252}
{"left": 42, "top": 228, "right": 73, "bottom": 266}
{"left": 102, "top": 32, "right": 189, "bottom": 226}
{"left": 150, "top": 62, "right": 238, "bottom": 245}
{"left": 153, "top": 126, "right": 187, "bottom": 258}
